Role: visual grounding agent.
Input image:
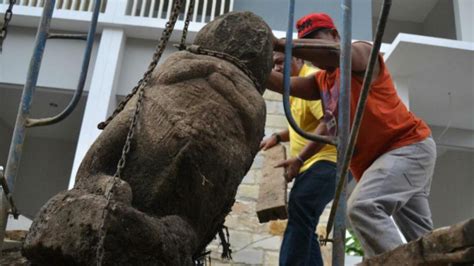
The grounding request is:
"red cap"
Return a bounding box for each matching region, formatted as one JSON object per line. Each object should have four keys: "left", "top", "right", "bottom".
{"left": 296, "top": 13, "right": 336, "bottom": 38}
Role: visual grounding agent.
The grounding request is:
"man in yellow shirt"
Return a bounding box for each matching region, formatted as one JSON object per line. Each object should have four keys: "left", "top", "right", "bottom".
{"left": 260, "top": 52, "right": 337, "bottom": 266}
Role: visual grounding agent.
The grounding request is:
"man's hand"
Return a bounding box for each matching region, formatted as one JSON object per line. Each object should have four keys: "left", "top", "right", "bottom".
{"left": 259, "top": 135, "right": 279, "bottom": 151}
{"left": 275, "top": 157, "right": 303, "bottom": 183}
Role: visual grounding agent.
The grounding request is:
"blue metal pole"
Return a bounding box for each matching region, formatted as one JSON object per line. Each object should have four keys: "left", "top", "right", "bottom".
{"left": 4, "top": 0, "right": 55, "bottom": 192}
{"left": 281, "top": 0, "right": 337, "bottom": 146}
{"left": 0, "top": 0, "right": 56, "bottom": 251}
{"left": 333, "top": 0, "right": 352, "bottom": 265}
{"left": 282, "top": 0, "right": 295, "bottom": 102}
{"left": 25, "top": 0, "right": 101, "bottom": 127}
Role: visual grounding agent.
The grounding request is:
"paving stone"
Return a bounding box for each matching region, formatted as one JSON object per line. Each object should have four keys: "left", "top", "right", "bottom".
{"left": 232, "top": 249, "right": 264, "bottom": 265}
{"left": 264, "top": 251, "right": 280, "bottom": 265}
{"left": 251, "top": 235, "right": 281, "bottom": 251}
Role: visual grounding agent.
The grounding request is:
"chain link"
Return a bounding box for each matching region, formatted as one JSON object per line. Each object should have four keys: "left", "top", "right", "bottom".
{"left": 186, "top": 45, "right": 263, "bottom": 94}
{"left": 0, "top": 0, "right": 16, "bottom": 53}
{"left": 178, "top": 0, "right": 194, "bottom": 50}
{"left": 98, "top": 0, "right": 191, "bottom": 130}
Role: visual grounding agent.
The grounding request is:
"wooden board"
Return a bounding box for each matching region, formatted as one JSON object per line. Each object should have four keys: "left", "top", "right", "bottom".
{"left": 256, "top": 144, "right": 288, "bottom": 223}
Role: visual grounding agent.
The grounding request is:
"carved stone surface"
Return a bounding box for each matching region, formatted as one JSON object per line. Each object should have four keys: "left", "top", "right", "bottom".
{"left": 23, "top": 11, "right": 273, "bottom": 265}
{"left": 360, "top": 219, "right": 474, "bottom": 266}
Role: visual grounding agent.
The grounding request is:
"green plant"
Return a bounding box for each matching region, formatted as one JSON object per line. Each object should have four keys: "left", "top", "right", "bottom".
{"left": 345, "top": 229, "right": 364, "bottom": 256}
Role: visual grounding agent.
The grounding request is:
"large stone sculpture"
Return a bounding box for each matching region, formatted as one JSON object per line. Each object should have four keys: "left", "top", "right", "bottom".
{"left": 23, "top": 11, "right": 273, "bottom": 265}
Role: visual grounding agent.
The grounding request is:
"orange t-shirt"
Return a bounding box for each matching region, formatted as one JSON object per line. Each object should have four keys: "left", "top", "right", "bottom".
{"left": 315, "top": 55, "right": 431, "bottom": 181}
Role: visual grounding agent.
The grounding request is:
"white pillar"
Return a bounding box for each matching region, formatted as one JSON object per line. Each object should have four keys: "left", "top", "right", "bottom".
{"left": 68, "top": 28, "right": 126, "bottom": 189}
{"left": 394, "top": 77, "right": 410, "bottom": 109}
{"left": 454, "top": 0, "right": 474, "bottom": 42}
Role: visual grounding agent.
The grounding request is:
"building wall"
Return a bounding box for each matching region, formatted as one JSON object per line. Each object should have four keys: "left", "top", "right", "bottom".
{"left": 423, "top": 0, "right": 457, "bottom": 40}
{"left": 376, "top": 0, "right": 457, "bottom": 43}
{"left": 0, "top": 26, "right": 100, "bottom": 91}
{"left": 116, "top": 38, "right": 177, "bottom": 96}
{"left": 430, "top": 149, "right": 474, "bottom": 228}
{"left": 13, "top": 136, "right": 77, "bottom": 218}
{"left": 0, "top": 120, "right": 11, "bottom": 167}
{"left": 378, "top": 19, "right": 423, "bottom": 43}
{"left": 233, "top": 0, "right": 373, "bottom": 40}
{"left": 454, "top": 0, "right": 474, "bottom": 42}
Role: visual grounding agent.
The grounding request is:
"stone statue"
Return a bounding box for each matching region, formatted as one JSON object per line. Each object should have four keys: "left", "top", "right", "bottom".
{"left": 23, "top": 11, "right": 273, "bottom": 265}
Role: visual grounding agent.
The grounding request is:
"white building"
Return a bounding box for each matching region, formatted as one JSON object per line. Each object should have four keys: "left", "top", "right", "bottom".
{"left": 0, "top": 0, "right": 472, "bottom": 264}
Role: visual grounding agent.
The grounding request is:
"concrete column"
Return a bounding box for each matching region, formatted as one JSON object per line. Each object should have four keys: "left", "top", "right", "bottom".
{"left": 68, "top": 28, "right": 126, "bottom": 189}
{"left": 454, "top": 0, "right": 474, "bottom": 42}
{"left": 394, "top": 77, "right": 410, "bottom": 109}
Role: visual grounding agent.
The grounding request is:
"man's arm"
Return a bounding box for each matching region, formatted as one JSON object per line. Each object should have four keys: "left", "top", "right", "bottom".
{"left": 275, "top": 121, "right": 330, "bottom": 182}
{"left": 266, "top": 71, "right": 321, "bottom": 100}
{"left": 274, "top": 39, "right": 380, "bottom": 77}
{"left": 259, "top": 129, "right": 290, "bottom": 151}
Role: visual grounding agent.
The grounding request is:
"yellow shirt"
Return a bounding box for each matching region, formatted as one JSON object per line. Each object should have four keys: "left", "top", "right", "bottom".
{"left": 289, "top": 64, "right": 337, "bottom": 173}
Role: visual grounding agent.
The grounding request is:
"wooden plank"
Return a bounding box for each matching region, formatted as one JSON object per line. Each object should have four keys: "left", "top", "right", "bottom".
{"left": 360, "top": 219, "right": 474, "bottom": 266}
{"left": 256, "top": 144, "right": 288, "bottom": 223}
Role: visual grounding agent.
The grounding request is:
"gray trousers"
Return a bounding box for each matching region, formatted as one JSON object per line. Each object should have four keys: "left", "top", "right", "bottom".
{"left": 347, "top": 137, "right": 436, "bottom": 257}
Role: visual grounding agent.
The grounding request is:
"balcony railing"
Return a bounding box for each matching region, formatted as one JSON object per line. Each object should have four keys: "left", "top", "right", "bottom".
{"left": 125, "top": 0, "right": 234, "bottom": 23}
{"left": 0, "top": 0, "right": 107, "bottom": 12}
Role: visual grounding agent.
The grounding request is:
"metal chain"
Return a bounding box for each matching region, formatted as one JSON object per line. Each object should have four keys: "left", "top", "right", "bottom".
{"left": 0, "top": 0, "right": 16, "bottom": 53}
{"left": 178, "top": 0, "right": 195, "bottom": 50}
{"left": 97, "top": 0, "right": 185, "bottom": 130}
{"left": 186, "top": 45, "right": 263, "bottom": 93}
{"left": 94, "top": 1, "right": 186, "bottom": 264}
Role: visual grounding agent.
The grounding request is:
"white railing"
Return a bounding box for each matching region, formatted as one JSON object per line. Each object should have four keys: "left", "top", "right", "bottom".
{"left": 0, "top": 0, "right": 108, "bottom": 12}
{"left": 125, "top": 0, "right": 234, "bottom": 23}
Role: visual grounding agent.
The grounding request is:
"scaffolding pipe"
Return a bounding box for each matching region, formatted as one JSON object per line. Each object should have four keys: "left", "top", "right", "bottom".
{"left": 332, "top": 0, "right": 352, "bottom": 265}
{"left": 324, "top": 0, "right": 393, "bottom": 255}
{"left": 282, "top": 0, "right": 337, "bottom": 147}
{"left": 26, "top": 0, "right": 101, "bottom": 127}
{"left": 0, "top": 0, "right": 56, "bottom": 252}
{"left": 0, "top": 0, "right": 102, "bottom": 252}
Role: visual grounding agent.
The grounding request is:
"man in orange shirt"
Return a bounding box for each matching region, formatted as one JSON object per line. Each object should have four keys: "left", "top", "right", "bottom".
{"left": 266, "top": 13, "right": 437, "bottom": 257}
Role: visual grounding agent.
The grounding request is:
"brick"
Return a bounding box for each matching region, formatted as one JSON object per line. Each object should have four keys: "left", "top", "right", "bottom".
{"left": 242, "top": 170, "right": 256, "bottom": 185}
{"left": 263, "top": 90, "right": 283, "bottom": 101}
{"left": 264, "top": 251, "right": 280, "bottom": 265}
{"left": 256, "top": 145, "right": 288, "bottom": 223}
{"left": 265, "top": 100, "right": 285, "bottom": 115}
{"left": 250, "top": 154, "right": 264, "bottom": 170}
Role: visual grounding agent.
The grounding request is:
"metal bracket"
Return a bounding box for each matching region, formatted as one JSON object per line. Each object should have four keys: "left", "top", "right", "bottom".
{"left": 0, "top": 166, "right": 19, "bottom": 219}
{"left": 47, "top": 33, "right": 88, "bottom": 40}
